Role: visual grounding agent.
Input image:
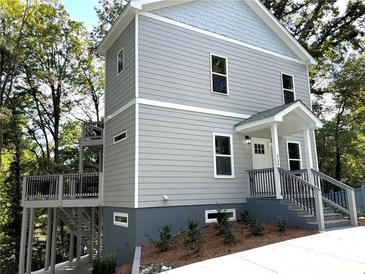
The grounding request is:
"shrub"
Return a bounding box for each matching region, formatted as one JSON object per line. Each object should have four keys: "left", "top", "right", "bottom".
{"left": 276, "top": 217, "right": 288, "bottom": 232}
{"left": 148, "top": 225, "right": 176, "bottom": 252}
{"left": 216, "top": 208, "right": 230, "bottom": 235}
{"left": 92, "top": 253, "right": 116, "bottom": 274}
{"left": 184, "top": 219, "right": 204, "bottom": 253}
{"left": 248, "top": 218, "right": 265, "bottom": 236}
{"left": 240, "top": 211, "right": 251, "bottom": 224}
{"left": 222, "top": 224, "right": 238, "bottom": 244}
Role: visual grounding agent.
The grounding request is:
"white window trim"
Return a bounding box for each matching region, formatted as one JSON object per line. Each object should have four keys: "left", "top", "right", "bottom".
{"left": 210, "top": 53, "right": 229, "bottom": 96}
{"left": 205, "top": 208, "right": 236, "bottom": 224}
{"left": 113, "top": 130, "right": 127, "bottom": 144}
{"left": 281, "top": 72, "right": 296, "bottom": 104}
{"left": 117, "top": 48, "right": 125, "bottom": 76}
{"left": 212, "top": 132, "right": 235, "bottom": 178}
{"left": 286, "top": 140, "right": 302, "bottom": 171}
{"left": 113, "top": 212, "right": 128, "bottom": 227}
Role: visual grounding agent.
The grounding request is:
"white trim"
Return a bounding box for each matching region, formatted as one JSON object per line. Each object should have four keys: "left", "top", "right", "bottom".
{"left": 117, "top": 48, "right": 125, "bottom": 76}
{"left": 205, "top": 208, "right": 236, "bottom": 224}
{"left": 113, "top": 130, "right": 127, "bottom": 144}
{"left": 135, "top": 14, "right": 139, "bottom": 208}
{"left": 105, "top": 98, "right": 136, "bottom": 122}
{"left": 137, "top": 98, "right": 250, "bottom": 119}
{"left": 139, "top": 12, "right": 308, "bottom": 66}
{"left": 113, "top": 212, "right": 129, "bottom": 227}
{"left": 210, "top": 53, "right": 229, "bottom": 96}
{"left": 286, "top": 140, "right": 302, "bottom": 171}
{"left": 212, "top": 132, "right": 235, "bottom": 179}
{"left": 281, "top": 72, "right": 296, "bottom": 104}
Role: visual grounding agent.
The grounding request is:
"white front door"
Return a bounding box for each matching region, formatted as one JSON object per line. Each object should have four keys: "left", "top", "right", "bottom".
{"left": 251, "top": 138, "right": 273, "bottom": 169}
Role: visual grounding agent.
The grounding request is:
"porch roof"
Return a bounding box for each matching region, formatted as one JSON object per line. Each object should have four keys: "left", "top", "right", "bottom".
{"left": 235, "top": 100, "right": 322, "bottom": 137}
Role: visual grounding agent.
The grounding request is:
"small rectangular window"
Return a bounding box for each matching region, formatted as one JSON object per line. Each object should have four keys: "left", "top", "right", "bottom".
{"left": 211, "top": 54, "right": 228, "bottom": 95}
{"left": 282, "top": 73, "right": 295, "bottom": 104}
{"left": 287, "top": 141, "right": 301, "bottom": 171}
{"left": 205, "top": 209, "right": 236, "bottom": 224}
{"left": 117, "top": 48, "right": 124, "bottom": 75}
{"left": 254, "top": 144, "right": 265, "bottom": 154}
{"left": 113, "top": 212, "right": 128, "bottom": 227}
{"left": 113, "top": 130, "right": 127, "bottom": 144}
{"left": 213, "top": 133, "right": 234, "bottom": 178}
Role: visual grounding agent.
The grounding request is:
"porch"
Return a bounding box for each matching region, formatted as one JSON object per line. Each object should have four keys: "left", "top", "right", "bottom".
{"left": 235, "top": 101, "right": 358, "bottom": 230}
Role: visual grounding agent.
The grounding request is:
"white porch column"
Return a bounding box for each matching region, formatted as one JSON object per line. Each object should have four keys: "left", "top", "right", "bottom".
{"left": 50, "top": 208, "right": 58, "bottom": 274}
{"left": 26, "top": 208, "right": 35, "bottom": 274}
{"left": 79, "top": 145, "right": 83, "bottom": 173}
{"left": 18, "top": 208, "right": 28, "bottom": 274}
{"left": 76, "top": 208, "right": 82, "bottom": 268}
{"left": 44, "top": 208, "right": 52, "bottom": 270}
{"left": 69, "top": 232, "right": 74, "bottom": 263}
{"left": 304, "top": 129, "right": 315, "bottom": 184}
{"left": 270, "top": 124, "right": 282, "bottom": 199}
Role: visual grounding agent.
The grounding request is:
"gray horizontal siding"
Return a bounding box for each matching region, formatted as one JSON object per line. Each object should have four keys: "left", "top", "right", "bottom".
{"left": 105, "top": 19, "right": 135, "bottom": 117}
{"left": 104, "top": 105, "right": 135, "bottom": 207}
{"left": 138, "top": 104, "right": 250, "bottom": 208}
{"left": 152, "top": 0, "right": 296, "bottom": 58}
{"left": 138, "top": 15, "right": 310, "bottom": 116}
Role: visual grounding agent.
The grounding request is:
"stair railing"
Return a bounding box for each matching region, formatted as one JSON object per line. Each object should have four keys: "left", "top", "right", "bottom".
{"left": 279, "top": 168, "right": 325, "bottom": 230}
{"left": 247, "top": 168, "right": 276, "bottom": 198}
{"left": 311, "top": 169, "right": 358, "bottom": 226}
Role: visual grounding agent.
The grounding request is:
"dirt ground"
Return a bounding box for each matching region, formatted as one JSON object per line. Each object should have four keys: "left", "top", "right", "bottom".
{"left": 116, "top": 221, "right": 316, "bottom": 274}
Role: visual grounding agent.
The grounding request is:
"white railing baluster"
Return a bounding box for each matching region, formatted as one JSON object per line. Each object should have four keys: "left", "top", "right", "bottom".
{"left": 58, "top": 175, "right": 63, "bottom": 206}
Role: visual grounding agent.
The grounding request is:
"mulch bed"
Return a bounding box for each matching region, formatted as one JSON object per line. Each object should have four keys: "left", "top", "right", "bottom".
{"left": 116, "top": 221, "right": 316, "bottom": 273}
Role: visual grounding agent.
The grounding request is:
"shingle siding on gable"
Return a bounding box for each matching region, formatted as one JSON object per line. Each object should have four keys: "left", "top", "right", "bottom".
{"left": 152, "top": 0, "right": 297, "bottom": 58}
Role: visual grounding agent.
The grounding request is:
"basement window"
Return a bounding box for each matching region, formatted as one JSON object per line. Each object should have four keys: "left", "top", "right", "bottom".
{"left": 113, "top": 130, "right": 127, "bottom": 144}
{"left": 205, "top": 209, "right": 236, "bottom": 224}
{"left": 113, "top": 212, "right": 128, "bottom": 227}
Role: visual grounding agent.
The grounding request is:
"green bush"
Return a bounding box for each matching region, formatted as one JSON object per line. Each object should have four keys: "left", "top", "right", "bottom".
{"left": 184, "top": 219, "right": 204, "bottom": 252}
{"left": 147, "top": 225, "right": 176, "bottom": 252}
{"left": 222, "top": 223, "right": 238, "bottom": 244}
{"left": 92, "top": 253, "right": 116, "bottom": 274}
{"left": 276, "top": 217, "right": 288, "bottom": 232}
{"left": 248, "top": 218, "right": 265, "bottom": 236}
{"left": 216, "top": 208, "right": 230, "bottom": 235}
{"left": 240, "top": 211, "right": 251, "bottom": 224}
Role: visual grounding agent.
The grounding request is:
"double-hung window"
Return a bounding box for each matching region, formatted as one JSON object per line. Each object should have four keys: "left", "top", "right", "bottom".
{"left": 282, "top": 73, "right": 295, "bottom": 104}
{"left": 211, "top": 54, "right": 228, "bottom": 95}
{"left": 287, "top": 141, "right": 301, "bottom": 171}
{"left": 213, "top": 133, "right": 234, "bottom": 178}
{"left": 117, "top": 48, "right": 124, "bottom": 75}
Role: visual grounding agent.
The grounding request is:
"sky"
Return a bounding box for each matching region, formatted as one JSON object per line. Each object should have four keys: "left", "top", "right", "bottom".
{"left": 62, "top": 0, "right": 100, "bottom": 30}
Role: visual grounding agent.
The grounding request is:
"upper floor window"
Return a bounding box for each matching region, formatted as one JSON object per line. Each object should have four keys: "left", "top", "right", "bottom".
{"left": 113, "top": 130, "right": 127, "bottom": 144}
{"left": 117, "top": 48, "right": 124, "bottom": 75}
{"left": 213, "top": 133, "right": 234, "bottom": 178}
{"left": 211, "top": 54, "right": 228, "bottom": 95}
{"left": 282, "top": 73, "right": 295, "bottom": 104}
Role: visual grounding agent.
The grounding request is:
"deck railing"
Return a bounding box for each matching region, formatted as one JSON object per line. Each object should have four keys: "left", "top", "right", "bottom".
{"left": 247, "top": 168, "right": 276, "bottom": 198}
{"left": 23, "top": 172, "right": 102, "bottom": 203}
{"left": 82, "top": 122, "right": 104, "bottom": 141}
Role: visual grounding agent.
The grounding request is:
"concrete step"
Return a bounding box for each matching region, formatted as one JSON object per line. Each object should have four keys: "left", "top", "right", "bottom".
{"left": 298, "top": 212, "right": 344, "bottom": 222}
{"left": 307, "top": 218, "right": 351, "bottom": 229}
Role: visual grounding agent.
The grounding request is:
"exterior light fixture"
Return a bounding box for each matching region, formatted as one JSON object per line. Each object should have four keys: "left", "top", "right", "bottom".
{"left": 245, "top": 136, "right": 251, "bottom": 144}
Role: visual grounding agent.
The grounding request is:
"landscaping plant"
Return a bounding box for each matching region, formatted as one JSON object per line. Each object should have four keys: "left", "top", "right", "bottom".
{"left": 92, "top": 253, "right": 117, "bottom": 274}
{"left": 240, "top": 211, "right": 251, "bottom": 225}
{"left": 216, "top": 208, "right": 230, "bottom": 235}
{"left": 184, "top": 219, "right": 204, "bottom": 253}
{"left": 148, "top": 225, "right": 176, "bottom": 252}
{"left": 276, "top": 217, "right": 288, "bottom": 232}
{"left": 248, "top": 218, "right": 265, "bottom": 236}
{"left": 222, "top": 224, "right": 238, "bottom": 244}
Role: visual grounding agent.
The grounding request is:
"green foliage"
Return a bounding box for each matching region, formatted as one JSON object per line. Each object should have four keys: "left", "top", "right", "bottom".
{"left": 184, "top": 219, "right": 204, "bottom": 253}
{"left": 240, "top": 211, "right": 252, "bottom": 225}
{"left": 248, "top": 218, "right": 265, "bottom": 236}
{"left": 222, "top": 224, "right": 238, "bottom": 245}
{"left": 147, "top": 225, "right": 176, "bottom": 252}
{"left": 92, "top": 254, "right": 117, "bottom": 274}
{"left": 275, "top": 217, "right": 288, "bottom": 232}
{"left": 215, "top": 208, "right": 230, "bottom": 235}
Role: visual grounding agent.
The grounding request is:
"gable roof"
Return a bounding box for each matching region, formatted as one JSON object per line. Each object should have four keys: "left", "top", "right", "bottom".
{"left": 97, "top": 0, "right": 316, "bottom": 66}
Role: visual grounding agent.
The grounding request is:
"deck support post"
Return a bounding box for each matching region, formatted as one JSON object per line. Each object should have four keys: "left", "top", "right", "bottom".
{"left": 76, "top": 208, "right": 82, "bottom": 268}
{"left": 69, "top": 232, "right": 74, "bottom": 263}
{"left": 314, "top": 189, "right": 325, "bottom": 231}
{"left": 79, "top": 145, "right": 84, "bottom": 173}
{"left": 270, "top": 124, "right": 282, "bottom": 199}
{"left": 50, "top": 208, "right": 58, "bottom": 274}
{"left": 304, "top": 129, "right": 315, "bottom": 185}
{"left": 98, "top": 206, "right": 102, "bottom": 256}
{"left": 26, "top": 208, "right": 35, "bottom": 274}
{"left": 90, "top": 207, "right": 95, "bottom": 262}
{"left": 347, "top": 188, "right": 358, "bottom": 226}
{"left": 18, "top": 207, "right": 28, "bottom": 274}
{"left": 44, "top": 208, "right": 52, "bottom": 270}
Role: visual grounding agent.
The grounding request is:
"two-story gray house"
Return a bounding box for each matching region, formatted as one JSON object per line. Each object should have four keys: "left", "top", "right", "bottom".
{"left": 18, "top": 0, "right": 358, "bottom": 272}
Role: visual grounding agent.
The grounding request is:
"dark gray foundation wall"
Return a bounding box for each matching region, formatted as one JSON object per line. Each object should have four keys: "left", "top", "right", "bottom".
{"left": 103, "top": 200, "right": 316, "bottom": 264}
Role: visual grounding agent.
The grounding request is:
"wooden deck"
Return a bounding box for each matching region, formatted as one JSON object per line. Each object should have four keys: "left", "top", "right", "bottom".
{"left": 32, "top": 256, "right": 91, "bottom": 274}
